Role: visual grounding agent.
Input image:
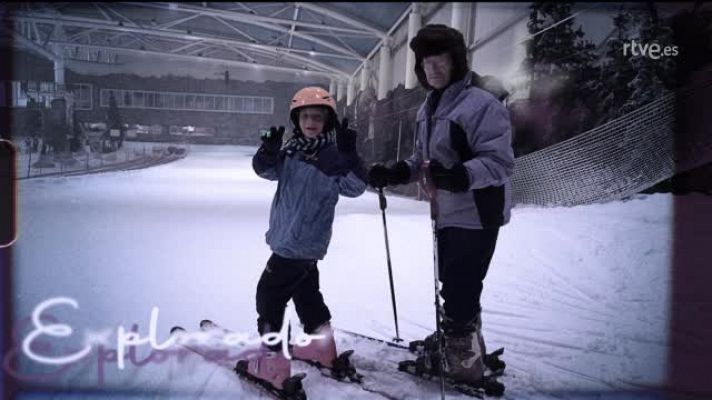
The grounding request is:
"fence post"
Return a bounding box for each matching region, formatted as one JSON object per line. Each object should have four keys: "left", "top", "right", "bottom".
{"left": 27, "top": 148, "right": 32, "bottom": 178}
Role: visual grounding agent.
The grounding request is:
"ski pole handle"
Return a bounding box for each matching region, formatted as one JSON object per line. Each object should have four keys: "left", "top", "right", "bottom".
{"left": 419, "top": 160, "right": 439, "bottom": 220}
{"left": 378, "top": 187, "right": 387, "bottom": 211}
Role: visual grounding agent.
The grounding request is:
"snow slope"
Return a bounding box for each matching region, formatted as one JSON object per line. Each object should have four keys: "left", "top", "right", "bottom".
{"left": 9, "top": 144, "right": 692, "bottom": 399}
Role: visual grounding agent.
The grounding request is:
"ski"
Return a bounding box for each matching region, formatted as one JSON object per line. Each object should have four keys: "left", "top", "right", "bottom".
{"left": 169, "top": 326, "right": 308, "bottom": 400}
{"left": 334, "top": 327, "right": 507, "bottom": 398}
{"left": 397, "top": 357, "right": 505, "bottom": 398}
{"left": 334, "top": 328, "right": 506, "bottom": 375}
{"left": 199, "top": 320, "right": 399, "bottom": 400}
{"left": 333, "top": 327, "right": 410, "bottom": 350}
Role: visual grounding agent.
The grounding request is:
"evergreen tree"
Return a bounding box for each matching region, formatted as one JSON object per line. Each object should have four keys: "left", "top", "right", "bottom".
{"left": 598, "top": 7, "right": 637, "bottom": 122}
{"left": 107, "top": 91, "right": 124, "bottom": 150}
{"left": 522, "top": 2, "right": 602, "bottom": 145}
{"left": 620, "top": 3, "right": 677, "bottom": 114}
{"left": 24, "top": 97, "right": 42, "bottom": 137}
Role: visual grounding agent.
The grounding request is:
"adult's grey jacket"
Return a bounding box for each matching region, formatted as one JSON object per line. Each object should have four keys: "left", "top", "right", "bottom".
{"left": 405, "top": 71, "right": 514, "bottom": 230}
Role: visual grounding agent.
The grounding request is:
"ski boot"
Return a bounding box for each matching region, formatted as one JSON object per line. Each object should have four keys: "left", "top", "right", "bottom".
{"left": 235, "top": 347, "right": 307, "bottom": 399}
{"left": 292, "top": 322, "right": 337, "bottom": 367}
{"left": 292, "top": 322, "right": 363, "bottom": 382}
{"left": 399, "top": 326, "right": 505, "bottom": 397}
{"left": 410, "top": 315, "right": 506, "bottom": 374}
{"left": 442, "top": 328, "right": 486, "bottom": 385}
{"left": 242, "top": 346, "right": 292, "bottom": 389}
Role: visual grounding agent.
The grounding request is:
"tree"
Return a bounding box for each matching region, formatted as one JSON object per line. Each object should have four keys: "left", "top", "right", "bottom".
{"left": 24, "top": 97, "right": 42, "bottom": 137}
{"left": 597, "top": 7, "right": 637, "bottom": 123}
{"left": 106, "top": 91, "right": 124, "bottom": 150}
{"left": 619, "top": 3, "right": 677, "bottom": 115}
{"left": 521, "top": 2, "right": 603, "bottom": 145}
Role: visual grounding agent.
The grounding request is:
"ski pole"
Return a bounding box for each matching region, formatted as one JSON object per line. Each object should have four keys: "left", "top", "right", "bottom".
{"left": 420, "top": 160, "right": 446, "bottom": 400}
{"left": 378, "top": 187, "right": 403, "bottom": 343}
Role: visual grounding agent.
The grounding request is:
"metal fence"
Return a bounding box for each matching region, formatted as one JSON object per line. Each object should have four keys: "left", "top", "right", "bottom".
{"left": 12, "top": 140, "right": 188, "bottom": 179}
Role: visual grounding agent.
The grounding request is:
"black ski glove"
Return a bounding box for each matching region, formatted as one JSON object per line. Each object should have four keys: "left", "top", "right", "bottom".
{"left": 261, "top": 126, "right": 284, "bottom": 154}
{"left": 429, "top": 160, "right": 470, "bottom": 192}
{"left": 335, "top": 117, "right": 357, "bottom": 154}
{"left": 367, "top": 161, "right": 411, "bottom": 188}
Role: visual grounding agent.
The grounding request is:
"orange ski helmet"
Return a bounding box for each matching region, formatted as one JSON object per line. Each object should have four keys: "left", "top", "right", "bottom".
{"left": 289, "top": 86, "right": 337, "bottom": 132}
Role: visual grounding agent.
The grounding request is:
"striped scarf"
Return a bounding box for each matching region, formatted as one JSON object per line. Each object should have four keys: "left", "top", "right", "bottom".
{"left": 282, "top": 130, "right": 334, "bottom": 157}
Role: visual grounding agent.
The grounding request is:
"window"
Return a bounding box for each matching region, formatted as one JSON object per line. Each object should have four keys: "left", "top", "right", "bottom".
{"left": 133, "top": 91, "right": 145, "bottom": 107}
{"left": 174, "top": 94, "right": 184, "bottom": 109}
{"left": 97, "top": 88, "right": 273, "bottom": 114}
{"left": 146, "top": 93, "right": 155, "bottom": 108}
{"left": 12, "top": 81, "right": 27, "bottom": 107}
{"left": 257, "top": 98, "right": 267, "bottom": 113}
{"left": 72, "top": 83, "right": 93, "bottom": 110}
{"left": 40, "top": 82, "right": 54, "bottom": 93}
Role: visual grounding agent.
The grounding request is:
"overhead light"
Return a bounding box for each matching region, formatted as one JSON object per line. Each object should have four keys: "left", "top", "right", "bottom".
{"left": 309, "top": 51, "right": 315, "bottom": 56}
{"left": 168, "top": 3, "right": 178, "bottom": 10}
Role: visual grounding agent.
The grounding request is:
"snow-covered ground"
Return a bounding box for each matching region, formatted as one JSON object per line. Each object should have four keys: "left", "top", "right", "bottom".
{"left": 8, "top": 144, "right": 704, "bottom": 399}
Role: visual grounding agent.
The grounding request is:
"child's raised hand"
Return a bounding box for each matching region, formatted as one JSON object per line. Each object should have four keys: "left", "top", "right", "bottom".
{"left": 335, "top": 118, "right": 357, "bottom": 154}
{"left": 261, "top": 126, "right": 285, "bottom": 153}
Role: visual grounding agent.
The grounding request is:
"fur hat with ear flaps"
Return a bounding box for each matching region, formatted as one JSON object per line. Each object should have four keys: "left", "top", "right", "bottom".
{"left": 409, "top": 24, "right": 469, "bottom": 90}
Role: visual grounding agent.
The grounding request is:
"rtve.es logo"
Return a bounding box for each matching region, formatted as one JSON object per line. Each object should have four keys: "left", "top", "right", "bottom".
{"left": 623, "top": 40, "right": 679, "bottom": 60}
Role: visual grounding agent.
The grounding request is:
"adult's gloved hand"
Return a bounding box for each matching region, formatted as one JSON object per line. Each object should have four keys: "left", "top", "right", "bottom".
{"left": 429, "top": 160, "right": 470, "bottom": 192}
{"left": 368, "top": 163, "right": 390, "bottom": 188}
{"left": 334, "top": 117, "right": 357, "bottom": 154}
{"left": 367, "top": 161, "right": 411, "bottom": 189}
{"left": 261, "top": 126, "right": 284, "bottom": 154}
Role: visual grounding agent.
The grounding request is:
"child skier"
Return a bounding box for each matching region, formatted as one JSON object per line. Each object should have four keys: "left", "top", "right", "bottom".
{"left": 249, "top": 86, "right": 367, "bottom": 390}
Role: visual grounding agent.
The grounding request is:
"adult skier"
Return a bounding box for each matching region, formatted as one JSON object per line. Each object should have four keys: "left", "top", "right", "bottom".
{"left": 367, "top": 24, "right": 514, "bottom": 385}
{"left": 250, "top": 86, "right": 367, "bottom": 390}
